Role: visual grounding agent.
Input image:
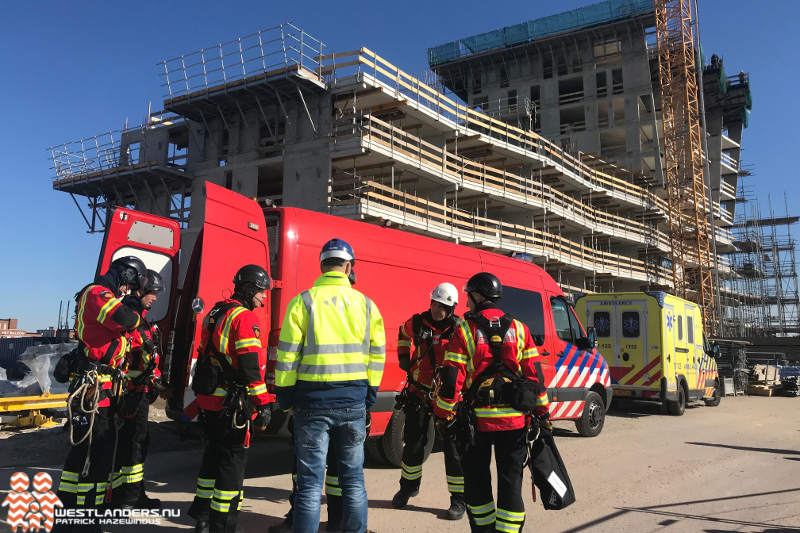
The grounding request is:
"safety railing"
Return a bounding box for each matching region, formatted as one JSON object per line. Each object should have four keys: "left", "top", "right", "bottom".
{"left": 159, "top": 23, "right": 324, "bottom": 99}
{"left": 720, "top": 179, "right": 737, "bottom": 199}
{"left": 318, "top": 48, "right": 669, "bottom": 215}
{"left": 47, "top": 115, "right": 186, "bottom": 183}
{"left": 330, "top": 177, "right": 672, "bottom": 283}
{"left": 720, "top": 152, "right": 739, "bottom": 171}
{"left": 333, "top": 113, "right": 672, "bottom": 251}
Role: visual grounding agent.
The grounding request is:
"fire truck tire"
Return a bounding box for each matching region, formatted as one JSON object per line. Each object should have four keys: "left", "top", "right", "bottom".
{"left": 575, "top": 391, "right": 605, "bottom": 437}
{"left": 365, "top": 435, "right": 388, "bottom": 464}
{"left": 704, "top": 380, "right": 721, "bottom": 407}
{"left": 381, "top": 409, "right": 435, "bottom": 467}
{"left": 667, "top": 383, "right": 687, "bottom": 416}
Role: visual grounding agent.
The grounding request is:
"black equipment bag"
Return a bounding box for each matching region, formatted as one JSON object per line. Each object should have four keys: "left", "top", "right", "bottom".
{"left": 528, "top": 428, "right": 576, "bottom": 510}
{"left": 191, "top": 302, "right": 243, "bottom": 396}
{"left": 54, "top": 346, "right": 81, "bottom": 384}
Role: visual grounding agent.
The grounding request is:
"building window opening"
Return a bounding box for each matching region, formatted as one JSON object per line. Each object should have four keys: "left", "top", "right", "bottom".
{"left": 500, "top": 68, "right": 509, "bottom": 88}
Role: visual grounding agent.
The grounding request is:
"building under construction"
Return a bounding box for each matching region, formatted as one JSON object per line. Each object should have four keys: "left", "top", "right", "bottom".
{"left": 47, "top": 1, "right": 781, "bottom": 339}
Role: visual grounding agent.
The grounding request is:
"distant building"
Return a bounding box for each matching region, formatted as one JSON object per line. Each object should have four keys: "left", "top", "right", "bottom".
{"left": 0, "top": 318, "right": 27, "bottom": 338}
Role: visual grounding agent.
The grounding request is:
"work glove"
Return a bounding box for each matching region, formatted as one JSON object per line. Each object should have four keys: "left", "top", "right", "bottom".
{"left": 254, "top": 406, "right": 272, "bottom": 430}
{"left": 141, "top": 338, "right": 156, "bottom": 355}
{"left": 366, "top": 410, "right": 372, "bottom": 437}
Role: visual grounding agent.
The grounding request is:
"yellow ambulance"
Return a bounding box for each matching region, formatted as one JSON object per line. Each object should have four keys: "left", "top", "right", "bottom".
{"left": 574, "top": 291, "right": 720, "bottom": 415}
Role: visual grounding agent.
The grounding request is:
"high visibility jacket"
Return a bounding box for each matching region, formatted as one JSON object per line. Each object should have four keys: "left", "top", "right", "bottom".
{"left": 195, "top": 299, "right": 271, "bottom": 411}
{"left": 397, "top": 311, "right": 460, "bottom": 398}
{"left": 122, "top": 296, "right": 161, "bottom": 393}
{"left": 73, "top": 276, "right": 141, "bottom": 407}
{"left": 275, "top": 271, "right": 386, "bottom": 410}
{"left": 434, "top": 307, "right": 550, "bottom": 432}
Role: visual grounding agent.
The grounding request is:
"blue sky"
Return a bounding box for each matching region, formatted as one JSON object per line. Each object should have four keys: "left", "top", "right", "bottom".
{"left": 1, "top": 1, "right": 797, "bottom": 331}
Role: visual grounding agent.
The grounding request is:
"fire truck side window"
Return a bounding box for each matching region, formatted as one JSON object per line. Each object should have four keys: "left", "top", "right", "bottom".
{"left": 501, "top": 286, "right": 546, "bottom": 346}
{"left": 551, "top": 298, "right": 574, "bottom": 343}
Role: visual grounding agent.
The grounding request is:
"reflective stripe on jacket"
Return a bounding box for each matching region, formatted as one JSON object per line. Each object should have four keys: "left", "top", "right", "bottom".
{"left": 196, "top": 299, "right": 270, "bottom": 411}
{"left": 275, "top": 271, "right": 386, "bottom": 410}
{"left": 433, "top": 307, "right": 550, "bottom": 431}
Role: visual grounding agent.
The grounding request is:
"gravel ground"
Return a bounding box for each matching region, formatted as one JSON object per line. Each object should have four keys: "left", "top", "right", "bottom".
{"left": 1, "top": 395, "right": 799, "bottom": 532}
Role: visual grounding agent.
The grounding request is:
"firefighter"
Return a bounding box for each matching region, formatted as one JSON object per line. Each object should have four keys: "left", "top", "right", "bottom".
{"left": 433, "top": 273, "right": 551, "bottom": 533}
{"left": 392, "top": 282, "right": 466, "bottom": 520}
{"left": 187, "top": 265, "right": 273, "bottom": 533}
{"left": 112, "top": 269, "right": 165, "bottom": 509}
{"left": 275, "top": 238, "right": 385, "bottom": 533}
{"left": 54, "top": 256, "right": 146, "bottom": 533}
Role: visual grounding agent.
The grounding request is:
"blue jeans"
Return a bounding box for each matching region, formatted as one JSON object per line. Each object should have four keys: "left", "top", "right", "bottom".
{"left": 293, "top": 406, "right": 368, "bottom": 533}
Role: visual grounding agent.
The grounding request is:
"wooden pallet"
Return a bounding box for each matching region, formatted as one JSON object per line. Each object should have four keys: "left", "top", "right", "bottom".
{"left": 746, "top": 383, "right": 784, "bottom": 397}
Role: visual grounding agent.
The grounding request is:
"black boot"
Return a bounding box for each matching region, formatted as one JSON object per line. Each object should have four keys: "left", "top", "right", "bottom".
{"left": 445, "top": 496, "right": 465, "bottom": 520}
{"left": 267, "top": 516, "right": 292, "bottom": 533}
{"left": 195, "top": 521, "right": 210, "bottom": 533}
{"left": 391, "top": 488, "right": 419, "bottom": 509}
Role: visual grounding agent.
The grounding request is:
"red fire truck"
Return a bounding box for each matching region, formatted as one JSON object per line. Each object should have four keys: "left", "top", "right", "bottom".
{"left": 96, "top": 183, "right": 611, "bottom": 464}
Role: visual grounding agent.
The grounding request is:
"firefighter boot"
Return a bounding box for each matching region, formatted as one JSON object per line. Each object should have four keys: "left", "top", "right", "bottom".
{"left": 266, "top": 517, "right": 292, "bottom": 533}
{"left": 391, "top": 487, "right": 419, "bottom": 509}
{"left": 195, "top": 521, "right": 210, "bottom": 533}
{"left": 326, "top": 493, "right": 343, "bottom": 532}
{"left": 445, "top": 494, "right": 466, "bottom": 520}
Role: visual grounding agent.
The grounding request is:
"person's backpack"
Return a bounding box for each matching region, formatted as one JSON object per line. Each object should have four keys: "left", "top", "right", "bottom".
{"left": 466, "top": 313, "right": 539, "bottom": 412}
{"left": 191, "top": 302, "right": 243, "bottom": 395}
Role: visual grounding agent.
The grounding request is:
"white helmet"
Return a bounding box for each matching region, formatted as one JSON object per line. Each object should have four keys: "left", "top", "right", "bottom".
{"left": 430, "top": 282, "right": 459, "bottom": 307}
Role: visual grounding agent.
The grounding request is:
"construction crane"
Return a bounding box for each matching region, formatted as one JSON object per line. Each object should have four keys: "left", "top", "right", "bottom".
{"left": 654, "top": 0, "right": 716, "bottom": 334}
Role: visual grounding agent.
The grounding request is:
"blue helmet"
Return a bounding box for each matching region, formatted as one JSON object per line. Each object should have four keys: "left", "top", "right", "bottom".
{"left": 320, "top": 238, "right": 355, "bottom": 263}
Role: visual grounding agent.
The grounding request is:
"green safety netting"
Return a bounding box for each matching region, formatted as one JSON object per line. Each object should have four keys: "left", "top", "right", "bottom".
{"left": 428, "top": 0, "right": 654, "bottom": 66}
{"left": 746, "top": 85, "right": 752, "bottom": 110}
{"left": 718, "top": 62, "right": 728, "bottom": 95}
{"left": 742, "top": 108, "right": 749, "bottom": 128}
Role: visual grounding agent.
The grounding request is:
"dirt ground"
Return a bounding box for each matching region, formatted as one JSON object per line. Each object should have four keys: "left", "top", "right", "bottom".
{"left": 1, "top": 395, "right": 799, "bottom": 532}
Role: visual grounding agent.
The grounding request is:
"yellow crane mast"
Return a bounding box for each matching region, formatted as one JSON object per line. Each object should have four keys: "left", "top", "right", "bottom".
{"left": 655, "top": 0, "right": 716, "bottom": 333}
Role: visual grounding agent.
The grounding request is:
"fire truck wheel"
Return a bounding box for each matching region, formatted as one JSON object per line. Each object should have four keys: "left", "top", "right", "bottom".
{"left": 365, "top": 435, "right": 388, "bottom": 465}
{"left": 704, "top": 380, "right": 721, "bottom": 407}
{"left": 381, "top": 409, "right": 435, "bottom": 468}
{"left": 667, "top": 383, "right": 687, "bottom": 416}
{"left": 575, "top": 391, "right": 605, "bottom": 437}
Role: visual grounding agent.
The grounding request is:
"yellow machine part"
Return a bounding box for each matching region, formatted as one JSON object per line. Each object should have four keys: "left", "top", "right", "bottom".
{"left": 0, "top": 393, "right": 68, "bottom": 430}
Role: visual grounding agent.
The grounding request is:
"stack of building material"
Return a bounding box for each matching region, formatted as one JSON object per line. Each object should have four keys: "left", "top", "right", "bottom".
{"left": 746, "top": 364, "right": 784, "bottom": 396}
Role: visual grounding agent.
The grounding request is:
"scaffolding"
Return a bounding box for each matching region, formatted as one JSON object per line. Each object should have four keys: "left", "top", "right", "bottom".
{"left": 722, "top": 178, "right": 800, "bottom": 337}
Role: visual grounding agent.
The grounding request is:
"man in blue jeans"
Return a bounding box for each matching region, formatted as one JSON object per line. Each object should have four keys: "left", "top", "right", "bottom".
{"left": 275, "top": 238, "right": 386, "bottom": 533}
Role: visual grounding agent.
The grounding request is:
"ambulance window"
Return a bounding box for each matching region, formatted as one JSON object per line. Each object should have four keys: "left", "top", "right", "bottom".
{"left": 687, "top": 316, "right": 694, "bottom": 344}
{"left": 593, "top": 311, "right": 611, "bottom": 338}
{"left": 551, "top": 299, "right": 574, "bottom": 343}
{"left": 678, "top": 315, "right": 683, "bottom": 341}
{"left": 501, "top": 286, "right": 545, "bottom": 346}
{"left": 621, "top": 311, "right": 640, "bottom": 338}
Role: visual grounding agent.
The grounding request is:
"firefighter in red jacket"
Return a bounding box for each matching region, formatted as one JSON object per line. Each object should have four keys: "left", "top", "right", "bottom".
{"left": 392, "top": 282, "right": 465, "bottom": 520}
{"left": 54, "top": 256, "right": 146, "bottom": 533}
{"left": 113, "top": 269, "right": 166, "bottom": 509}
{"left": 434, "top": 273, "right": 551, "bottom": 533}
{"left": 188, "top": 264, "right": 273, "bottom": 533}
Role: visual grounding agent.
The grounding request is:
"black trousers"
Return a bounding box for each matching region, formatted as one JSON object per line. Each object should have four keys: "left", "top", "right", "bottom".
{"left": 461, "top": 428, "right": 527, "bottom": 533}
{"left": 112, "top": 392, "right": 151, "bottom": 506}
{"left": 54, "top": 402, "right": 116, "bottom": 533}
{"left": 399, "top": 404, "right": 464, "bottom": 499}
{"left": 188, "top": 410, "right": 249, "bottom": 533}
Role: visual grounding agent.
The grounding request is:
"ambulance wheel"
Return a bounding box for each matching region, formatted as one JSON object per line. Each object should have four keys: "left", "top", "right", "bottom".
{"left": 382, "top": 409, "right": 435, "bottom": 467}
{"left": 667, "top": 384, "right": 687, "bottom": 416}
{"left": 575, "top": 391, "right": 605, "bottom": 437}
{"left": 704, "top": 380, "right": 721, "bottom": 407}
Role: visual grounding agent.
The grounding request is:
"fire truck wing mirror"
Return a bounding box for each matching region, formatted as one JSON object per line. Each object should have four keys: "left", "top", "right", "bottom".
{"left": 192, "top": 297, "right": 205, "bottom": 314}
